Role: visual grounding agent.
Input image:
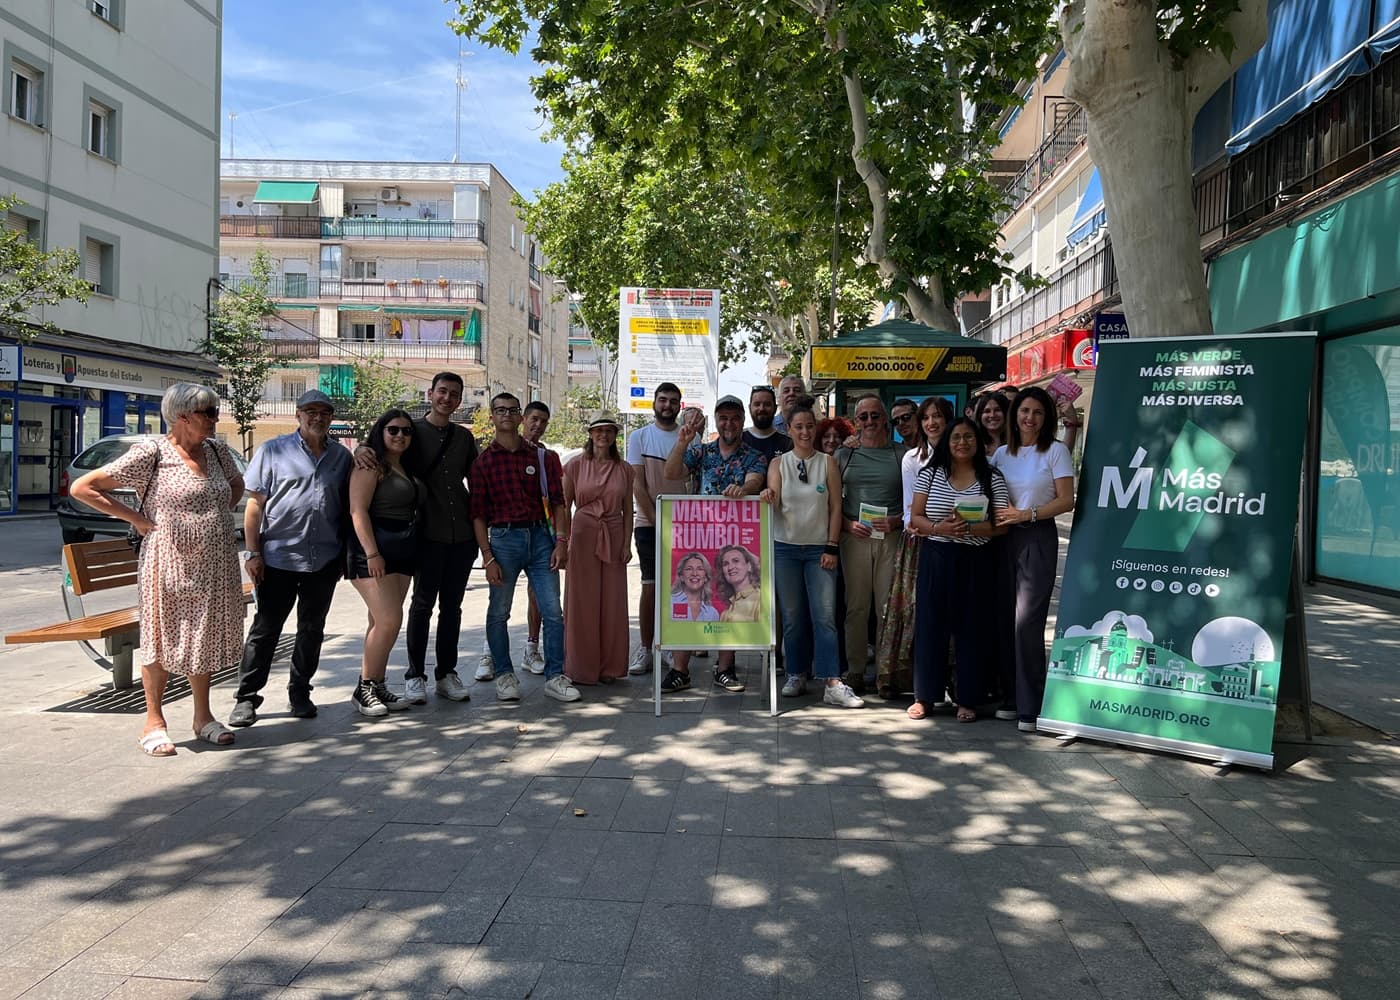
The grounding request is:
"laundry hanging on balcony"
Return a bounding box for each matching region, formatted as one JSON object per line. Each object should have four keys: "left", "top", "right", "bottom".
{"left": 1065, "top": 169, "right": 1106, "bottom": 250}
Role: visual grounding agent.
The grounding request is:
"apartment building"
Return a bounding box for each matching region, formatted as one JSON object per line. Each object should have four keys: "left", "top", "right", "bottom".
{"left": 1, "top": 0, "right": 222, "bottom": 515}
{"left": 564, "top": 297, "right": 613, "bottom": 406}
{"left": 218, "top": 158, "right": 568, "bottom": 439}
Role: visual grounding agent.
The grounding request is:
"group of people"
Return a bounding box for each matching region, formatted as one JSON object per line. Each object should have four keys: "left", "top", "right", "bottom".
{"left": 69, "top": 367, "right": 1081, "bottom": 757}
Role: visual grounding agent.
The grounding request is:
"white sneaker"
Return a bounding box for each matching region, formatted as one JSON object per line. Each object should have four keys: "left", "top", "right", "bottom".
{"left": 435, "top": 672, "right": 471, "bottom": 702}
{"left": 628, "top": 647, "right": 652, "bottom": 675}
{"left": 496, "top": 672, "right": 521, "bottom": 701}
{"left": 404, "top": 676, "right": 428, "bottom": 705}
{"left": 823, "top": 682, "right": 865, "bottom": 708}
{"left": 475, "top": 649, "right": 495, "bottom": 682}
{"left": 781, "top": 674, "right": 806, "bottom": 698}
{"left": 522, "top": 643, "right": 546, "bottom": 675}
{"left": 543, "top": 675, "right": 581, "bottom": 703}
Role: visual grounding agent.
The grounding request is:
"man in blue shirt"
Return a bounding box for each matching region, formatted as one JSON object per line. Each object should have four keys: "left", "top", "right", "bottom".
{"left": 230, "top": 390, "right": 353, "bottom": 726}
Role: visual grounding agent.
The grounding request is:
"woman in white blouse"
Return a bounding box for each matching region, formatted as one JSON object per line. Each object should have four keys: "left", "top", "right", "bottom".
{"left": 992, "top": 387, "right": 1077, "bottom": 733}
{"left": 908, "top": 418, "right": 1009, "bottom": 722}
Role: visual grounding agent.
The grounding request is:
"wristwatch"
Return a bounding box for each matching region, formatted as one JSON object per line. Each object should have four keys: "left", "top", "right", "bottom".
{"left": 242, "top": 550, "right": 262, "bottom": 561}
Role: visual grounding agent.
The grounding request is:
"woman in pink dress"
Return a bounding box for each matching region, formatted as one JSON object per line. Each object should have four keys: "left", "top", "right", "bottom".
{"left": 562, "top": 414, "right": 633, "bottom": 684}
{"left": 70, "top": 383, "right": 246, "bottom": 757}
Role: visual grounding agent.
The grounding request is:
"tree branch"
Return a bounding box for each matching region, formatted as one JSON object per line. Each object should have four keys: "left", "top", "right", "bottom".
{"left": 1183, "top": 0, "right": 1268, "bottom": 116}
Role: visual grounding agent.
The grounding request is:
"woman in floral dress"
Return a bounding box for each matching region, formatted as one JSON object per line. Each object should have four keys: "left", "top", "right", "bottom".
{"left": 71, "top": 383, "right": 246, "bottom": 756}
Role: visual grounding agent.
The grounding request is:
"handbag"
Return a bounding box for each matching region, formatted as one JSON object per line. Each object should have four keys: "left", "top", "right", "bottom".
{"left": 371, "top": 518, "right": 418, "bottom": 563}
{"left": 126, "top": 444, "right": 161, "bottom": 555}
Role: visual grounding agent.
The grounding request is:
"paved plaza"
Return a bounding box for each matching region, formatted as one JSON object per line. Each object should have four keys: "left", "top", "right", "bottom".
{"left": 2, "top": 517, "right": 1399, "bottom": 1000}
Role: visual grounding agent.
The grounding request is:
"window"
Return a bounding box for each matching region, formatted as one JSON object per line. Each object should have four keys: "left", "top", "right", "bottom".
{"left": 89, "top": 0, "right": 111, "bottom": 21}
{"left": 319, "top": 244, "right": 342, "bottom": 278}
{"left": 82, "top": 86, "right": 122, "bottom": 162}
{"left": 82, "top": 234, "right": 116, "bottom": 296}
{"left": 349, "top": 259, "right": 377, "bottom": 279}
{"left": 281, "top": 377, "right": 306, "bottom": 401}
{"left": 4, "top": 210, "right": 40, "bottom": 244}
{"left": 349, "top": 322, "right": 376, "bottom": 341}
{"left": 8, "top": 64, "right": 38, "bottom": 124}
{"left": 87, "top": 0, "right": 122, "bottom": 26}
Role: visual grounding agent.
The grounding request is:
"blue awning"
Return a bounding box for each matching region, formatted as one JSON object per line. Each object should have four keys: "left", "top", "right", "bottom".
{"left": 1066, "top": 169, "right": 1105, "bottom": 249}
{"left": 1227, "top": 0, "right": 1371, "bottom": 154}
{"left": 1372, "top": 0, "right": 1400, "bottom": 59}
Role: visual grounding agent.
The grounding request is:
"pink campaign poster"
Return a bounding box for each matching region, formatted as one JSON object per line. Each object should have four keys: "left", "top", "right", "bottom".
{"left": 657, "top": 496, "right": 773, "bottom": 649}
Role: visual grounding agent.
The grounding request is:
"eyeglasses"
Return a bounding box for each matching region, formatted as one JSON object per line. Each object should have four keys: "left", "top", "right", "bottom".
{"left": 493, "top": 406, "right": 523, "bottom": 416}
{"left": 299, "top": 408, "right": 332, "bottom": 419}
{"left": 796, "top": 458, "right": 808, "bottom": 484}
{"left": 892, "top": 412, "right": 914, "bottom": 423}
{"left": 384, "top": 425, "right": 413, "bottom": 437}
{"left": 190, "top": 407, "right": 219, "bottom": 420}
{"left": 855, "top": 412, "right": 884, "bottom": 422}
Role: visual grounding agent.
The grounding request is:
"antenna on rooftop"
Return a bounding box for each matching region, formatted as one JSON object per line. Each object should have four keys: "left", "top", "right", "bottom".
{"left": 453, "top": 39, "right": 469, "bottom": 163}
{"left": 228, "top": 110, "right": 237, "bottom": 158}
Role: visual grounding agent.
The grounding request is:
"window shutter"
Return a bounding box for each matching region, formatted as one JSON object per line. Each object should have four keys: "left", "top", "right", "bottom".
{"left": 5, "top": 213, "right": 29, "bottom": 236}
{"left": 84, "top": 238, "right": 103, "bottom": 287}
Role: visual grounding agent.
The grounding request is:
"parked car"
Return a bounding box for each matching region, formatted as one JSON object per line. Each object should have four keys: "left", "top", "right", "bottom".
{"left": 56, "top": 434, "right": 250, "bottom": 543}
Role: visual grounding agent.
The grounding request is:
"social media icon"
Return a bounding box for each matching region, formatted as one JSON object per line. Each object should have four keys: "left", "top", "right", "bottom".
{"left": 1187, "top": 583, "right": 1202, "bottom": 596}
{"left": 1116, "top": 577, "right": 1130, "bottom": 590}
{"left": 1133, "top": 578, "right": 1147, "bottom": 591}
{"left": 1151, "top": 580, "right": 1165, "bottom": 592}
{"left": 1205, "top": 584, "right": 1220, "bottom": 597}
{"left": 1169, "top": 581, "right": 1184, "bottom": 594}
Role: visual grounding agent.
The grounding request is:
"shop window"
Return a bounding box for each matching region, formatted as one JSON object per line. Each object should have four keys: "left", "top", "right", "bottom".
{"left": 1316, "top": 327, "right": 1400, "bottom": 592}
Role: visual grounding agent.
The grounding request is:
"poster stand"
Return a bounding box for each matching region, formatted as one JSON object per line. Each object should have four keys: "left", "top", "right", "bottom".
{"left": 650, "top": 495, "right": 777, "bottom": 717}
{"left": 1277, "top": 532, "right": 1315, "bottom": 743}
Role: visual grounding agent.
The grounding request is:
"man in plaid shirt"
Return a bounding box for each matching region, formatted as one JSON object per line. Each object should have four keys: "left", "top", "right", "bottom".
{"left": 470, "top": 392, "right": 579, "bottom": 703}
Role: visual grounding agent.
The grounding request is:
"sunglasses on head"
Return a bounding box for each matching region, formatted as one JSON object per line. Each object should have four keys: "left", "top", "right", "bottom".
{"left": 384, "top": 424, "right": 413, "bottom": 437}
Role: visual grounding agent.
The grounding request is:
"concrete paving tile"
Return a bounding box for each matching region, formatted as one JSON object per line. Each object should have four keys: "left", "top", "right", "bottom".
{"left": 0, "top": 967, "right": 49, "bottom": 1000}
{"left": 101, "top": 978, "right": 205, "bottom": 999}
{"left": 560, "top": 776, "right": 629, "bottom": 831}
{"left": 510, "top": 827, "right": 609, "bottom": 898}
{"left": 501, "top": 776, "right": 579, "bottom": 828}
{"left": 614, "top": 902, "right": 706, "bottom": 1000}
{"left": 399, "top": 892, "right": 507, "bottom": 945}
{"left": 214, "top": 888, "right": 373, "bottom": 987}
{"left": 1061, "top": 920, "right": 1178, "bottom": 1000}
{"left": 291, "top": 907, "right": 417, "bottom": 991}
{"left": 669, "top": 777, "right": 728, "bottom": 835}
{"left": 611, "top": 778, "right": 678, "bottom": 833}
{"left": 774, "top": 783, "right": 835, "bottom": 840}
{"left": 370, "top": 941, "right": 474, "bottom": 996}
{"left": 848, "top": 929, "right": 941, "bottom": 1000}
{"left": 135, "top": 891, "right": 293, "bottom": 982}
{"left": 15, "top": 969, "right": 127, "bottom": 999}
{"left": 187, "top": 983, "right": 287, "bottom": 1000}
{"left": 67, "top": 884, "right": 233, "bottom": 975}
{"left": 323, "top": 824, "right": 484, "bottom": 892}
{"left": 643, "top": 833, "right": 719, "bottom": 906}
{"left": 987, "top": 915, "right": 1101, "bottom": 1000}
{"left": 828, "top": 786, "right": 892, "bottom": 841}
{"left": 454, "top": 947, "right": 543, "bottom": 998}
{"left": 447, "top": 826, "right": 550, "bottom": 895}
{"left": 527, "top": 960, "right": 622, "bottom": 1000}
{"left": 577, "top": 830, "right": 662, "bottom": 901}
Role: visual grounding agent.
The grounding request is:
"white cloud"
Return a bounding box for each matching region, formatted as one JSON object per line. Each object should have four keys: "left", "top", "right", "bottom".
{"left": 1063, "top": 611, "right": 1155, "bottom": 644}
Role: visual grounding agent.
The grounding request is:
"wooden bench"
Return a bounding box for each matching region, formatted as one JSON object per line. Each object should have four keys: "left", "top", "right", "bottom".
{"left": 5, "top": 539, "right": 254, "bottom": 690}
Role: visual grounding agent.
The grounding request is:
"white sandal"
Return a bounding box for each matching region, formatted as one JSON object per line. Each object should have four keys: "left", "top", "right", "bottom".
{"left": 138, "top": 730, "right": 177, "bottom": 757}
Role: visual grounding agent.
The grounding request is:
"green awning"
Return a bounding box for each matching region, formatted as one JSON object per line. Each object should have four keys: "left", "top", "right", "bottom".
{"left": 274, "top": 302, "right": 317, "bottom": 311}
{"left": 382, "top": 306, "right": 471, "bottom": 315}
{"left": 252, "top": 181, "right": 319, "bottom": 204}
{"left": 337, "top": 304, "right": 381, "bottom": 313}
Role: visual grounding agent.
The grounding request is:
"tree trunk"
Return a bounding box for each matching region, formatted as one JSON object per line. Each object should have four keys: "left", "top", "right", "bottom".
{"left": 1062, "top": 0, "right": 1266, "bottom": 340}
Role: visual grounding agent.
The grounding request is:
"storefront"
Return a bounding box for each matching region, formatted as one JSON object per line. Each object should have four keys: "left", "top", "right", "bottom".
{"left": 0, "top": 338, "right": 216, "bottom": 516}
{"left": 1209, "top": 172, "right": 1400, "bottom": 595}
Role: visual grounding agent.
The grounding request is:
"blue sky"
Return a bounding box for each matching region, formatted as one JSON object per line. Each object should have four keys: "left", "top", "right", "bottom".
{"left": 221, "top": 0, "right": 566, "bottom": 196}
{"left": 221, "top": 0, "right": 771, "bottom": 385}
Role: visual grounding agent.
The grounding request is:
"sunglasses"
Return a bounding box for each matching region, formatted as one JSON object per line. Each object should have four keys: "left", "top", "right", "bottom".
{"left": 796, "top": 458, "right": 808, "bottom": 484}
{"left": 892, "top": 412, "right": 914, "bottom": 423}
{"left": 855, "top": 412, "right": 884, "bottom": 422}
{"left": 384, "top": 424, "right": 413, "bottom": 437}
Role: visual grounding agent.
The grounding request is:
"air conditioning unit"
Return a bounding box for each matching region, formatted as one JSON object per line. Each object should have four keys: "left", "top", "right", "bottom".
{"left": 379, "top": 187, "right": 399, "bottom": 202}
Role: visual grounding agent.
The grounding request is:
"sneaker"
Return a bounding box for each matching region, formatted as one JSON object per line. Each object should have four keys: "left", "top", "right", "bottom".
{"left": 544, "top": 675, "right": 581, "bottom": 702}
{"left": 823, "top": 682, "right": 866, "bottom": 709}
{"left": 662, "top": 650, "right": 675, "bottom": 669}
{"left": 496, "top": 672, "right": 521, "bottom": 701}
{"left": 661, "top": 668, "right": 691, "bottom": 693}
{"left": 713, "top": 669, "right": 745, "bottom": 693}
{"left": 373, "top": 680, "right": 411, "bottom": 712}
{"left": 288, "top": 691, "right": 317, "bottom": 719}
{"left": 628, "top": 647, "right": 652, "bottom": 675}
{"left": 474, "top": 649, "right": 495, "bottom": 682}
{"left": 404, "top": 676, "right": 428, "bottom": 705}
{"left": 352, "top": 679, "right": 389, "bottom": 718}
{"left": 522, "top": 644, "right": 546, "bottom": 676}
{"left": 435, "top": 672, "right": 471, "bottom": 702}
{"left": 995, "top": 704, "right": 1018, "bottom": 722}
{"left": 1018, "top": 718, "right": 1037, "bottom": 733}
{"left": 781, "top": 674, "right": 806, "bottom": 698}
{"left": 228, "top": 701, "right": 257, "bottom": 728}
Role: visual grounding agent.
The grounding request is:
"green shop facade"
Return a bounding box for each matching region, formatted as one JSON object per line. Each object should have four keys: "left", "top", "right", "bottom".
{"left": 1209, "top": 173, "right": 1400, "bottom": 595}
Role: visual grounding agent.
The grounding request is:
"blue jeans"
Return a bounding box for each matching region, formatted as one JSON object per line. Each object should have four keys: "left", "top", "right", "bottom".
{"left": 485, "top": 524, "right": 563, "bottom": 679}
{"left": 773, "top": 541, "right": 839, "bottom": 680}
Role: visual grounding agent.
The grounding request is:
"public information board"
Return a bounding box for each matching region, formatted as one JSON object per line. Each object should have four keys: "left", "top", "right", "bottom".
{"left": 617, "top": 287, "right": 720, "bottom": 415}
{"left": 1040, "top": 332, "right": 1317, "bottom": 770}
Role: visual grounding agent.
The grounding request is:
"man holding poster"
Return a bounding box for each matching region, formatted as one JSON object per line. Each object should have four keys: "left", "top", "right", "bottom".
{"left": 662, "top": 395, "right": 765, "bottom": 692}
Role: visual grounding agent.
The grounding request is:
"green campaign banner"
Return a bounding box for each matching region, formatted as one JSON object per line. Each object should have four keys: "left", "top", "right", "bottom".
{"left": 657, "top": 495, "right": 774, "bottom": 650}
{"left": 1041, "top": 332, "right": 1317, "bottom": 769}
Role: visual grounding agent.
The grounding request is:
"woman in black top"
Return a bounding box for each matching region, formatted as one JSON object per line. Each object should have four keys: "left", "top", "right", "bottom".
{"left": 347, "top": 409, "right": 423, "bottom": 718}
{"left": 907, "top": 418, "right": 1009, "bottom": 722}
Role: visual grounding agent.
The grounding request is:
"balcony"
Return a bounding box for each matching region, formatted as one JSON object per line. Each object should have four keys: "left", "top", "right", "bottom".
{"left": 968, "top": 237, "right": 1117, "bottom": 347}
{"left": 1193, "top": 50, "right": 1400, "bottom": 240}
{"left": 219, "top": 216, "right": 488, "bottom": 243}
{"left": 529, "top": 262, "right": 541, "bottom": 285}
{"left": 996, "top": 104, "right": 1088, "bottom": 226}
{"left": 259, "top": 334, "right": 484, "bottom": 365}
{"left": 527, "top": 314, "right": 541, "bottom": 334}
{"left": 221, "top": 274, "right": 485, "bottom": 304}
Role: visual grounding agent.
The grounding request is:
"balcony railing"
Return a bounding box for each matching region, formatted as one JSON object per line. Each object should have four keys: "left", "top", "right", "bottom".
{"left": 1193, "top": 49, "right": 1400, "bottom": 239}
{"left": 529, "top": 262, "right": 541, "bottom": 285}
{"left": 259, "top": 334, "right": 484, "bottom": 365}
{"left": 221, "top": 274, "right": 485, "bottom": 304}
{"left": 996, "top": 103, "right": 1089, "bottom": 226}
{"left": 219, "top": 216, "right": 488, "bottom": 243}
{"left": 968, "top": 237, "right": 1117, "bottom": 347}
{"left": 527, "top": 314, "right": 541, "bottom": 334}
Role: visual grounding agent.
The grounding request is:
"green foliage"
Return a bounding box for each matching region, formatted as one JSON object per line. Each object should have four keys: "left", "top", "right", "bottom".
{"left": 205, "top": 246, "right": 277, "bottom": 457}
{"left": 448, "top": 0, "right": 1055, "bottom": 335}
{"left": 332, "top": 358, "right": 413, "bottom": 445}
{"left": 0, "top": 195, "right": 92, "bottom": 342}
{"left": 1156, "top": 1, "right": 1246, "bottom": 65}
{"left": 469, "top": 403, "right": 494, "bottom": 443}
{"left": 544, "top": 382, "right": 604, "bottom": 449}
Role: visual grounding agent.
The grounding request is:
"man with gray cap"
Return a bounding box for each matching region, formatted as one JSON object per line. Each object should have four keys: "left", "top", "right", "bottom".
{"left": 661, "top": 395, "right": 765, "bottom": 693}
{"left": 230, "top": 389, "right": 353, "bottom": 726}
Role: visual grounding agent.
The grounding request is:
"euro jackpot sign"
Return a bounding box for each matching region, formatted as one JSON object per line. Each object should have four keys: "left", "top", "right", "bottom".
{"left": 809, "top": 345, "right": 1001, "bottom": 381}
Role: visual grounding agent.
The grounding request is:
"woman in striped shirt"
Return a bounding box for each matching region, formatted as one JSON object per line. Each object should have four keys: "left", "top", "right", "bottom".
{"left": 907, "top": 418, "right": 1010, "bottom": 722}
